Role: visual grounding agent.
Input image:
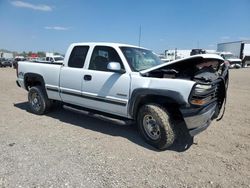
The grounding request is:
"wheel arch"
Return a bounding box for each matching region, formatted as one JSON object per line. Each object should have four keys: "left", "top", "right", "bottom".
{"left": 24, "top": 73, "right": 46, "bottom": 91}
{"left": 129, "top": 89, "right": 187, "bottom": 119}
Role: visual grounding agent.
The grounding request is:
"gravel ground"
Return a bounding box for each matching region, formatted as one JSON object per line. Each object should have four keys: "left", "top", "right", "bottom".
{"left": 0, "top": 67, "right": 250, "bottom": 188}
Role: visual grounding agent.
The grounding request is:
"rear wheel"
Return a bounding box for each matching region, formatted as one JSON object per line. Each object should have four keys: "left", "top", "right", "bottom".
{"left": 137, "top": 104, "right": 176, "bottom": 150}
{"left": 28, "top": 86, "right": 52, "bottom": 115}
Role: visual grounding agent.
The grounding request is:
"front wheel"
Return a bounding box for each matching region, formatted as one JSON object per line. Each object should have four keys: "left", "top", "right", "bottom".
{"left": 28, "top": 86, "right": 52, "bottom": 115}
{"left": 137, "top": 104, "right": 176, "bottom": 150}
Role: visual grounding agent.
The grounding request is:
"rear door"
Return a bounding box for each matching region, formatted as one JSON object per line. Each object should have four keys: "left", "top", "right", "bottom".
{"left": 81, "top": 46, "right": 131, "bottom": 117}
{"left": 59, "top": 45, "right": 90, "bottom": 106}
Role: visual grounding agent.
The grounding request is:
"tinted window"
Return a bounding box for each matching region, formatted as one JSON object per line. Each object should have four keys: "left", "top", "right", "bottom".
{"left": 68, "top": 46, "right": 89, "bottom": 68}
{"left": 89, "top": 46, "right": 124, "bottom": 71}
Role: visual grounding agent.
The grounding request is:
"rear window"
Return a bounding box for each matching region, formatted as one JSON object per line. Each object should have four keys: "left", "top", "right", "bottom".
{"left": 68, "top": 46, "right": 89, "bottom": 68}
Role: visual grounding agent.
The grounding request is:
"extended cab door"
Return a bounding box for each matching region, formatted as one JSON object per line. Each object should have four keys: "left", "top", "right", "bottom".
{"left": 59, "top": 46, "right": 90, "bottom": 106}
{"left": 81, "top": 46, "right": 131, "bottom": 117}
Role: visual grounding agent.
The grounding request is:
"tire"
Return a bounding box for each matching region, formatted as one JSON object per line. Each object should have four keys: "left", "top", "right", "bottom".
{"left": 28, "top": 86, "right": 52, "bottom": 115}
{"left": 137, "top": 104, "right": 176, "bottom": 150}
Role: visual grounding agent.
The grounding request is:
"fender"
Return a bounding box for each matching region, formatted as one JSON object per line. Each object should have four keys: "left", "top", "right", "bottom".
{"left": 128, "top": 88, "right": 187, "bottom": 118}
{"left": 24, "top": 73, "right": 46, "bottom": 91}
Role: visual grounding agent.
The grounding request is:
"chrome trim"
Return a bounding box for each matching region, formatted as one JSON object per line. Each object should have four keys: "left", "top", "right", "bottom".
{"left": 60, "top": 88, "right": 127, "bottom": 106}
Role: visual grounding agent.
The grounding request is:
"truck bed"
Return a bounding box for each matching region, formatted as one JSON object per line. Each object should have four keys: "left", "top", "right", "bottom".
{"left": 17, "top": 61, "right": 62, "bottom": 101}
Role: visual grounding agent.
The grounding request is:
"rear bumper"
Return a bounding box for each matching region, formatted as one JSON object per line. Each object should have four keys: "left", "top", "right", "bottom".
{"left": 180, "top": 102, "right": 217, "bottom": 137}
{"left": 16, "top": 80, "right": 21, "bottom": 87}
{"left": 16, "top": 78, "right": 25, "bottom": 89}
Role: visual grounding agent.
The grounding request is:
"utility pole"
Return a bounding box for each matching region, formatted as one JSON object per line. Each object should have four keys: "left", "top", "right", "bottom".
{"left": 138, "top": 25, "right": 141, "bottom": 47}
{"left": 175, "top": 48, "right": 177, "bottom": 60}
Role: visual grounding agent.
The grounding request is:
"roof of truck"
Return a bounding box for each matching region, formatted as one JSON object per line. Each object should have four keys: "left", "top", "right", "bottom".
{"left": 70, "top": 42, "right": 147, "bottom": 49}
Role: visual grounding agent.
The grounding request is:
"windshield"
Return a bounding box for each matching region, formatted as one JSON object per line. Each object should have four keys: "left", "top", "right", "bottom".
{"left": 222, "top": 54, "right": 235, "bottom": 60}
{"left": 120, "top": 47, "right": 163, "bottom": 71}
{"left": 54, "top": 57, "right": 64, "bottom": 61}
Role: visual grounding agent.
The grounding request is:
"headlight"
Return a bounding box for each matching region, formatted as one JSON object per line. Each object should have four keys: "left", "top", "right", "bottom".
{"left": 194, "top": 84, "right": 212, "bottom": 94}
{"left": 190, "top": 84, "right": 214, "bottom": 105}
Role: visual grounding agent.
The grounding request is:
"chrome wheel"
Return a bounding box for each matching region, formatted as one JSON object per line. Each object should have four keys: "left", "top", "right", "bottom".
{"left": 143, "top": 114, "right": 160, "bottom": 140}
{"left": 30, "top": 92, "right": 42, "bottom": 111}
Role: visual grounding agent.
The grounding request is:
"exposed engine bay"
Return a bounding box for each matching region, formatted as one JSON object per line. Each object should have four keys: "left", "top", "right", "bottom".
{"left": 141, "top": 56, "right": 226, "bottom": 83}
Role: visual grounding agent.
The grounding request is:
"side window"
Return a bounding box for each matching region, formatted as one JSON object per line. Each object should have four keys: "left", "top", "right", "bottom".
{"left": 89, "top": 46, "right": 124, "bottom": 71}
{"left": 46, "top": 57, "right": 49, "bottom": 61}
{"left": 68, "top": 46, "right": 89, "bottom": 68}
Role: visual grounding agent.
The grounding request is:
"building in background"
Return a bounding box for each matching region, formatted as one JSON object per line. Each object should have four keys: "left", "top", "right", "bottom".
{"left": 217, "top": 40, "right": 250, "bottom": 67}
{"left": 0, "top": 51, "right": 13, "bottom": 59}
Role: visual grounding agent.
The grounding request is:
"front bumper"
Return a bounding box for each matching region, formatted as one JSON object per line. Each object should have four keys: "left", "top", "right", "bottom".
{"left": 180, "top": 102, "right": 217, "bottom": 137}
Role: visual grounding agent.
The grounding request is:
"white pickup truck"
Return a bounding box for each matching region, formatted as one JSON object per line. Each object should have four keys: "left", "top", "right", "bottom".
{"left": 16, "top": 42, "right": 228, "bottom": 150}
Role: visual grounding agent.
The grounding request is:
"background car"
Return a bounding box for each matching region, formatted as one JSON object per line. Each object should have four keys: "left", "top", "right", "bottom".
{"left": 219, "top": 52, "right": 242, "bottom": 69}
{"left": 0, "top": 58, "right": 12, "bottom": 67}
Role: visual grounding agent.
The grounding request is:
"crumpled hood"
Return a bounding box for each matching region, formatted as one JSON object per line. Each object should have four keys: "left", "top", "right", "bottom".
{"left": 140, "top": 54, "right": 224, "bottom": 75}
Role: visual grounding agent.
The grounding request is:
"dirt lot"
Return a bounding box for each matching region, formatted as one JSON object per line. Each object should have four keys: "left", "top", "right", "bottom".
{"left": 0, "top": 67, "right": 250, "bottom": 188}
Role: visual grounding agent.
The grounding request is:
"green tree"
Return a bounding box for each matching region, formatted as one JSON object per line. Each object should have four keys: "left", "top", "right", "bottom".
{"left": 54, "top": 52, "right": 61, "bottom": 55}
{"left": 37, "top": 51, "right": 46, "bottom": 57}
{"left": 28, "top": 51, "right": 33, "bottom": 57}
{"left": 20, "top": 51, "right": 27, "bottom": 57}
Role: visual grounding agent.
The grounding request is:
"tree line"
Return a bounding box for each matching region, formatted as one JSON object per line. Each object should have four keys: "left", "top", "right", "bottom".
{"left": 0, "top": 49, "right": 62, "bottom": 57}
{"left": 16, "top": 51, "right": 62, "bottom": 57}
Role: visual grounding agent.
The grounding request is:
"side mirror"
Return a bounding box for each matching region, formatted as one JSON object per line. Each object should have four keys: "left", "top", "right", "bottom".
{"left": 107, "top": 62, "right": 125, "bottom": 74}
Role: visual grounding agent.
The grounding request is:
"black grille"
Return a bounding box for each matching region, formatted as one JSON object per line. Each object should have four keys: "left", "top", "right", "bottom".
{"left": 191, "top": 80, "right": 222, "bottom": 105}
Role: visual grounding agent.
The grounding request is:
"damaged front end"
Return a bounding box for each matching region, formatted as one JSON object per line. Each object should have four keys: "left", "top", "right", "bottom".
{"left": 140, "top": 54, "right": 229, "bottom": 136}
{"left": 182, "top": 67, "right": 228, "bottom": 136}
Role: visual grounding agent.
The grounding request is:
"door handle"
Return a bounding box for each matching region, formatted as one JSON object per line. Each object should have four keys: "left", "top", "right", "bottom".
{"left": 84, "top": 75, "right": 92, "bottom": 81}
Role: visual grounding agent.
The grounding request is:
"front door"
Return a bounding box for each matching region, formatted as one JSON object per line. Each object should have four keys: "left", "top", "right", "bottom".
{"left": 81, "top": 46, "right": 130, "bottom": 117}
